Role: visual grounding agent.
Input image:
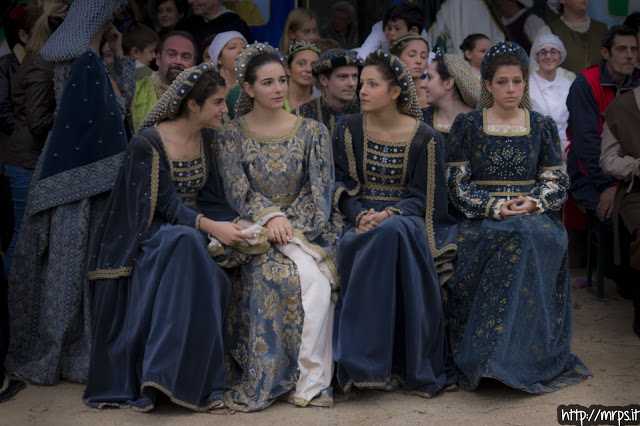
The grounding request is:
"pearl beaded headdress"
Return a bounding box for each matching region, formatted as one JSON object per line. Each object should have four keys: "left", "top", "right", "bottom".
{"left": 234, "top": 42, "right": 286, "bottom": 118}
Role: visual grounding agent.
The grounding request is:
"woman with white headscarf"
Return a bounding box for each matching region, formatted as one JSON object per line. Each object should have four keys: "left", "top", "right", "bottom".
{"left": 530, "top": 34, "right": 571, "bottom": 163}
{"left": 208, "top": 31, "right": 247, "bottom": 119}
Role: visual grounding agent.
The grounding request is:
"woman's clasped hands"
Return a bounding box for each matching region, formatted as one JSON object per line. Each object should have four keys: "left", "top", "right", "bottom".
{"left": 499, "top": 196, "right": 538, "bottom": 219}
{"left": 356, "top": 208, "right": 395, "bottom": 233}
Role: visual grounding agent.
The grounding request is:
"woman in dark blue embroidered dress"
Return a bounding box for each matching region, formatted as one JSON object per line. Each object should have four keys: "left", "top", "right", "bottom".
{"left": 332, "top": 50, "right": 457, "bottom": 397}
{"left": 445, "top": 41, "right": 591, "bottom": 393}
{"left": 83, "top": 63, "right": 249, "bottom": 411}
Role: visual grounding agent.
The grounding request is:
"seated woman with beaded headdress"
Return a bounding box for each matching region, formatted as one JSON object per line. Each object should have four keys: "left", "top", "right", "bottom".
{"left": 421, "top": 49, "right": 479, "bottom": 141}
{"left": 83, "top": 63, "right": 249, "bottom": 412}
{"left": 445, "top": 41, "right": 591, "bottom": 393}
{"left": 215, "top": 42, "right": 341, "bottom": 412}
{"left": 332, "top": 50, "right": 457, "bottom": 397}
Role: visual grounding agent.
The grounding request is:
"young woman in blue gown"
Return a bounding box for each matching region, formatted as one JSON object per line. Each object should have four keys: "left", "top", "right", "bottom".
{"left": 83, "top": 63, "right": 250, "bottom": 411}
{"left": 445, "top": 41, "right": 591, "bottom": 393}
{"left": 332, "top": 50, "right": 458, "bottom": 398}
{"left": 215, "top": 42, "right": 342, "bottom": 411}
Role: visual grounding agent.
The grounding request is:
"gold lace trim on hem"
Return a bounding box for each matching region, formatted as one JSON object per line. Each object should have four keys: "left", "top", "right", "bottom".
{"left": 89, "top": 266, "right": 134, "bottom": 280}
{"left": 238, "top": 115, "right": 303, "bottom": 143}
{"left": 285, "top": 389, "right": 334, "bottom": 408}
{"left": 404, "top": 389, "right": 434, "bottom": 399}
{"left": 482, "top": 108, "right": 531, "bottom": 136}
{"left": 539, "top": 165, "right": 564, "bottom": 171}
{"left": 141, "top": 381, "right": 224, "bottom": 412}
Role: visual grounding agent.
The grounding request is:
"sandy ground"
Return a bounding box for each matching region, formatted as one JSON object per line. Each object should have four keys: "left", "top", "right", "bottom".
{"left": 2, "top": 276, "right": 639, "bottom": 426}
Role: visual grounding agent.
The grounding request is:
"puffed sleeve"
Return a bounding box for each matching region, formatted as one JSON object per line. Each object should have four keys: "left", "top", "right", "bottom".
{"left": 527, "top": 116, "right": 570, "bottom": 213}
{"left": 446, "top": 113, "right": 496, "bottom": 219}
{"left": 284, "top": 121, "right": 334, "bottom": 240}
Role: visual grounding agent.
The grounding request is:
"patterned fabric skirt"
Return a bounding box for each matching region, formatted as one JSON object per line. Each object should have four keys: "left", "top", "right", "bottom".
{"left": 223, "top": 246, "right": 334, "bottom": 412}
{"left": 446, "top": 214, "right": 591, "bottom": 393}
{"left": 6, "top": 194, "right": 108, "bottom": 384}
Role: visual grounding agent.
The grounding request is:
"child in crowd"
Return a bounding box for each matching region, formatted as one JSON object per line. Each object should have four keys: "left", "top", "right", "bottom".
{"left": 280, "top": 8, "right": 319, "bottom": 54}
{"left": 122, "top": 22, "right": 158, "bottom": 80}
{"left": 358, "top": 1, "right": 427, "bottom": 60}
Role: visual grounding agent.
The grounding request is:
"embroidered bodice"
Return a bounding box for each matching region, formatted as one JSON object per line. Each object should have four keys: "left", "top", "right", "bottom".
{"left": 169, "top": 153, "right": 206, "bottom": 206}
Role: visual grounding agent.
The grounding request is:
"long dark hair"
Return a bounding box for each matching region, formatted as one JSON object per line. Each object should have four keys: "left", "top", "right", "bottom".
{"left": 176, "top": 70, "right": 226, "bottom": 118}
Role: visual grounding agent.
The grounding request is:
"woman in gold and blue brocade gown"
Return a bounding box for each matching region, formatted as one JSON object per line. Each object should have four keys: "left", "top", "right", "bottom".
{"left": 83, "top": 64, "right": 249, "bottom": 411}
{"left": 445, "top": 41, "right": 591, "bottom": 393}
{"left": 332, "top": 50, "right": 457, "bottom": 398}
{"left": 216, "top": 43, "right": 341, "bottom": 411}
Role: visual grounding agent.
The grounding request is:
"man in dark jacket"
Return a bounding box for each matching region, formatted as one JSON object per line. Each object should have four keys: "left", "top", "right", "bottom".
{"left": 566, "top": 25, "right": 639, "bottom": 280}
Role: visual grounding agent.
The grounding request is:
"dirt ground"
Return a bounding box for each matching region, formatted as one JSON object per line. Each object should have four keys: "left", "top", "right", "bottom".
{"left": 2, "top": 275, "right": 639, "bottom": 426}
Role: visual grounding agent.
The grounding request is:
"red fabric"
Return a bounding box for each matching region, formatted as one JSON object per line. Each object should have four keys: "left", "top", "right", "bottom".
{"left": 564, "top": 193, "right": 588, "bottom": 230}
{"left": 567, "top": 66, "right": 617, "bottom": 177}
{"left": 9, "top": 4, "right": 26, "bottom": 22}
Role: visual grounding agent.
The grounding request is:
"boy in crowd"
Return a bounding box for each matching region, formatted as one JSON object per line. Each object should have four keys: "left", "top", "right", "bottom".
{"left": 359, "top": 1, "right": 425, "bottom": 59}
{"left": 122, "top": 22, "right": 158, "bottom": 80}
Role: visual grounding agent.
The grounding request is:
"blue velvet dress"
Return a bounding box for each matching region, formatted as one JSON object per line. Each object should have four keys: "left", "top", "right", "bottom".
{"left": 332, "top": 113, "right": 458, "bottom": 397}
{"left": 82, "top": 126, "right": 233, "bottom": 411}
{"left": 422, "top": 106, "right": 450, "bottom": 136}
{"left": 445, "top": 109, "right": 591, "bottom": 393}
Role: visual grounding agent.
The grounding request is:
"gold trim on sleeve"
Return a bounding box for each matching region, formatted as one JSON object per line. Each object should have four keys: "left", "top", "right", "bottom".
{"left": 252, "top": 206, "right": 283, "bottom": 224}
{"left": 485, "top": 197, "right": 496, "bottom": 218}
{"left": 355, "top": 210, "right": 369, "bottom": 227}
